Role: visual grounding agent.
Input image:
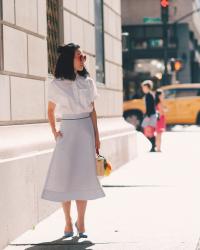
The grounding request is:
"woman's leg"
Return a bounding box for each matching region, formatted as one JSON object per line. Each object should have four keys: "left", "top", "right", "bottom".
{"left": 149, "top": 136, "right": 156, "bottom": 152}
{"left": 75, "top": 200, "right": 87, "bottom": 232}
{"left": 144, "top": 126, "right": 156, "bottom": 152}
{"left": 62, "top": 201, "right": 73, "bottom": 232}
{"left": 156, "top": 133, "right": 161, "bottom": 151}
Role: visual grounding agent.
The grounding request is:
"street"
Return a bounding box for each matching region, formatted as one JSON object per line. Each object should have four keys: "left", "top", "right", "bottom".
{"left": 4, "top": 128, "right": 200, "bottom": 250}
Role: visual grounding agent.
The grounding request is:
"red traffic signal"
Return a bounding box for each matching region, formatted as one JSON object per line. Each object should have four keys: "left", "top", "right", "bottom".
{"left": 161, "top": 0, "right": 169, "bottom": 8}
{"left": 170, "top": 58, "right": 183, "bottom": 72}
{"left": 174, "top": 60, "right": 183, "bottom": 71}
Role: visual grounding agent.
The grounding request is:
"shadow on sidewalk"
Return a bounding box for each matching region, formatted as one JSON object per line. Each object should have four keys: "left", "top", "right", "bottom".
{"left": 9, "top": 236, "right": 95, "bottom": 250}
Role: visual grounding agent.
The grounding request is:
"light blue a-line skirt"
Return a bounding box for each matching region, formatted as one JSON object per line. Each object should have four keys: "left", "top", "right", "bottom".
{"left": 41, "top": 112, "right": 105, "bottom": 202}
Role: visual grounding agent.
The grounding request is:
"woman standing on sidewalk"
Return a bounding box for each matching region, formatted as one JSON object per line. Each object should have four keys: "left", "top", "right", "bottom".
{"left": 155, "top": 89, "right": 166, "bottom": 152}
{"left": 41, "top": 43, "right": 105, "bottom": 238}
{"left": 141, "top": 80, "right": 157, "bottom": 152}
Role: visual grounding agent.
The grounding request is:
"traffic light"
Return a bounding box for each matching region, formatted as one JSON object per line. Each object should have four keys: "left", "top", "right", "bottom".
{"left": 170, "top": 58, "right": 183, "bottom": 72}
{"left": 174, "top": 60, "right": 183, "bottom": 71}
{"left": 161, "top": 0, "right": 169, "bottom": 23}
{"left": 161, "top": 0, "right": 169, "bottom": 8}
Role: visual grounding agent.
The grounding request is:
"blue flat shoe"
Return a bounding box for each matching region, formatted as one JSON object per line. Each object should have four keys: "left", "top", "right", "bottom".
{"left": 75, "top": 222, "right": 88, "bottom": 238}
{"left": 63, "top": 231, "right": 74, "bottom": 238}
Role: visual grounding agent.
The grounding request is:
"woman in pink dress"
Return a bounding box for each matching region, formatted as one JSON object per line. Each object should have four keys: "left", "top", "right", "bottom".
{"left": 155, "top": 89, "right": 166, "bottom": 152}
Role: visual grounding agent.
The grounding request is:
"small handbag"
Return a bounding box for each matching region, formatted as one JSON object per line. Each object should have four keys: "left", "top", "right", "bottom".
{"left": 96, "top": 154, "right": 112, "bottom": 177}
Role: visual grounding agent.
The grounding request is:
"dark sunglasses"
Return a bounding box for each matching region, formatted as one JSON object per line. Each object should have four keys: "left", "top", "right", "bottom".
{"left": 78, "top": 54, "right": 87, "bottom": 62}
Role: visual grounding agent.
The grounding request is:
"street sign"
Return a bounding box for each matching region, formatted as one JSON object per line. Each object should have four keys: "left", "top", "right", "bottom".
{"left": 143, "top": 17, "right": 161, "bottom": 23}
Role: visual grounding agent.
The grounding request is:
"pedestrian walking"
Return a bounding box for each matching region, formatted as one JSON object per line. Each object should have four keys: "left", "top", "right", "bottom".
{"left": 155, "top": 89, "right": 166, "bottom": 152}
{"left": 41, "top": 43, "right": 105, "bottom": 238}
{"left": 141, "top": 80, "right": 157, "bottom": 152}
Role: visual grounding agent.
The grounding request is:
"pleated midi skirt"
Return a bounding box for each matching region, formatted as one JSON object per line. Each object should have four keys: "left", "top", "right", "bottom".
{"left": 41, "top": 112, "right": 105, "bottom": 202}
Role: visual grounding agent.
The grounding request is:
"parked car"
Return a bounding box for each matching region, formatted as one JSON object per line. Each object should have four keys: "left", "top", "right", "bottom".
{"left": 123, "top": 84, "right": 200, "bottom": 129}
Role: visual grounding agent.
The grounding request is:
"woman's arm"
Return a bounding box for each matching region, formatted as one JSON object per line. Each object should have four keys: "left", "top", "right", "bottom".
{"left": 48, "top": 101, "right": 62, "bottom": 140}
{"left": 90, "top": 102, "right": 100, "bottom": 154}
{"left": 159, "top": 100, "right": 167, "bottom": 115}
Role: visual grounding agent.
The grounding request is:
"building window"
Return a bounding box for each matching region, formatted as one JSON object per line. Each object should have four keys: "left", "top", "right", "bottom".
{"left": 95, "top": 0, "right": 105, "bottom": 83}
{"left": 47, "top": 0, "right": 60, "bottom": 75}
{"left": 122, "top": 32, "right": 129, "bottom": 52}
{"left": 126, "top": 25, "right": 177, "bottom": 50}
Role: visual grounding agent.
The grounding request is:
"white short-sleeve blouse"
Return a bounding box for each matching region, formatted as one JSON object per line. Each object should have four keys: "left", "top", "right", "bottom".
{"left": 48, "top": 75, "right": 99, "bottom": 117}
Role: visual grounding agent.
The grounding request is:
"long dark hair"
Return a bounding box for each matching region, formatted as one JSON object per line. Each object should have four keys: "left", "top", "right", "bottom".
{"left": 155, "top": 89, "right": 163, "bottom": 105}
{"left": 54, "top": 43, "right": 89, "bottom": 80}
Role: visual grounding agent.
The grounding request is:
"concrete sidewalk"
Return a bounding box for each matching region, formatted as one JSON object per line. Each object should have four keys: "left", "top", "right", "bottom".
{"left": 3, "top": 138, "right": 200, "bottom": 249}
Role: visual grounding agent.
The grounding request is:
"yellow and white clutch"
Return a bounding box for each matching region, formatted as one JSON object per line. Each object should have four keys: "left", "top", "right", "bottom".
{"left": 96, "top": 154, "right": 112, "bottom": 177}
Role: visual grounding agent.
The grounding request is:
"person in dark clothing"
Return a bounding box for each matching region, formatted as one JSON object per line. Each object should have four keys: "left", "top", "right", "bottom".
{"left": 141, "top": 80, "right": 157, "bottom": 152}
{"left": 145, "top": 92, "right": 156, "bottom": 117}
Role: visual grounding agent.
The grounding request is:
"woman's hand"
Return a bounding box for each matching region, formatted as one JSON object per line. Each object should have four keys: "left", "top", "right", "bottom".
{"left": 53, "top": 130, "right": 63, "bottom": 141}
{"left": 95, "top": 134, "right": 100, "bottom": 155}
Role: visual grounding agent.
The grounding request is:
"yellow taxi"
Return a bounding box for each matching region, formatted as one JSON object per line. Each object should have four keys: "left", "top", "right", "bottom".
{"left": 123, "top": 84, "right": 200, "bottom": 129}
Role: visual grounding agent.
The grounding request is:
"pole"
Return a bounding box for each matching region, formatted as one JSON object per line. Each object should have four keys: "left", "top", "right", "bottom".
{"left": 163, "top": 21, "right": 168, "bottom": 85}
{"left": 161, "top": 2, "right": 169, "bottom": 85}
